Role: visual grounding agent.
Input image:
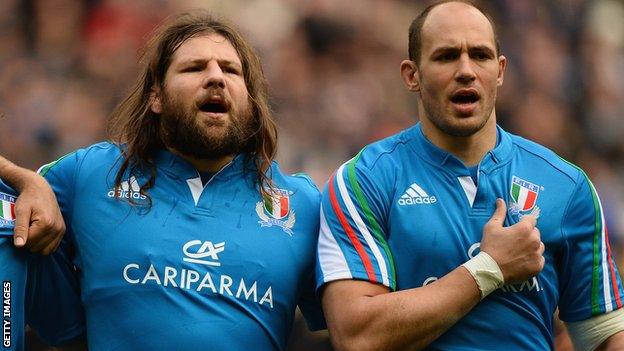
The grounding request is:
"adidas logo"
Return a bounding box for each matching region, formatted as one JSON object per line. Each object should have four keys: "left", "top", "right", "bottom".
{"left": 398, "top": 183, "right": 437, "bottom": 206}
{"left": 107, "top": 176, "right": 147, "bottom": 200}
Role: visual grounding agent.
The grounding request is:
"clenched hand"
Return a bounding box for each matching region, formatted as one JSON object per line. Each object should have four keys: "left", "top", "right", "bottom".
{"left": 12, "top": 171, "right": 65, "bottom": 255}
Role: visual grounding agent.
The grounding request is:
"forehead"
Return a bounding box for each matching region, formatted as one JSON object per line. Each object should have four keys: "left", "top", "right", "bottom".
{"left": 171, "top": 32, "right": 242, "bottom": 65}
{"left": 421, "top": 2, "right": 496, "bottom": 51}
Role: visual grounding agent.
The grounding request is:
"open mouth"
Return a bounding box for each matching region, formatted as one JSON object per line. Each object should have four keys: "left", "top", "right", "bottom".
{"left": 198, "top": 99, "right": 229, "bottom": 114}
{"left": 450, "top": 90, "right": 480, "bottom": 105}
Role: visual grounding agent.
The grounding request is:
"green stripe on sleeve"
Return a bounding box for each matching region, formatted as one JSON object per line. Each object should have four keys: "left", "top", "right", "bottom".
{"left": 38, "top": 153, "right": 73, "bottom": 176}
{"left": 558, "top": 157, "right": 602, "bottom": 314}
{"left": 347, "top": 149, "right": 397, "bottom": 290}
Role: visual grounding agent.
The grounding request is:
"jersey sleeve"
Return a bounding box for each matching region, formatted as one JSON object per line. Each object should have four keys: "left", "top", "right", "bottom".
{"left": 26, "top": 153, "right": 86, "bottom": 345}
{"left": 558, "top": 173, "right": 624, "bottom": 322}
{"left": 26, "top": 240, "right": 86, "bottom": 346}
{"left": 291, "top": 174, "right": 327, "bottom": 331}
{"left": 0, "top": 236, "right": 28, "bottom": 351}
{"left": 0, "top": 181, "right": 25, "bottom": 350}
{"left": 316, "top": 153, "right": 396, "bottom": 292}
{"left": 297, "top": 267, "right": 327, "bottom": 331}
{"left": 38, "top": 152, "right": 79, "bottom": 241}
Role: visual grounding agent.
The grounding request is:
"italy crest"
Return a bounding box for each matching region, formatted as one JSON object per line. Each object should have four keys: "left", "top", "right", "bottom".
{"left": 256, "top": 188, "right": 296, "bottom": 235}
{"left": 509, "top": 176, "right": 541, "bottom": 218}
{"left": 0, "top": 192, "right": 16, "bottom": 228}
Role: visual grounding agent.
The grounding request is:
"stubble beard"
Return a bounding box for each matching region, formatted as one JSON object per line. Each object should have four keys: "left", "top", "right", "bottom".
{"left": 420, "top": 88, "right": 496, "bottom": 138}
{"left": 159, "top": 92, "right": 257, "bottom": 160}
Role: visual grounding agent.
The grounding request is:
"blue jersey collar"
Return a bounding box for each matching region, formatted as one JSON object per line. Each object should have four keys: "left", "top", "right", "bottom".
{"left": 409, "top": 122, "right": 512, "bottom": 175}
{"left": 153, "top": 149, "right": 247, "bottom": 181}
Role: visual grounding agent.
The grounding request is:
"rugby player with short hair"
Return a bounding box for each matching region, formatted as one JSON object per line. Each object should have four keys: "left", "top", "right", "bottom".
{"left": 317, "top": 1, "right": 624, "bottom": 350}
{"left": 14, "top": 12, "right": 324, "bottom": 350}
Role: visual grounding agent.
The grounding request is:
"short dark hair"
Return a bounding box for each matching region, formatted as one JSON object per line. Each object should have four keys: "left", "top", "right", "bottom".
{"left": 408, "top": 0, "right": 500, "bottom": 64}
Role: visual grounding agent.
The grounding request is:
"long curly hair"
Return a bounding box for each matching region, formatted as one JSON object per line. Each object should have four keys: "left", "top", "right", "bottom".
{"left": 107, "top": 11, "right": 277, "bottom": 204}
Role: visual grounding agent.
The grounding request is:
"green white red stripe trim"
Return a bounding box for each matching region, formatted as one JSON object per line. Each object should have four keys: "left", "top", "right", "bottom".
{"left": 588, "top": 180, "right": 622, "bottom": 313}
{"left": 328, "top": 167, "right": 377, "bottom": 283}
{"left": 335, "top": 162, "right": 390, "bottom": 287}
{"left": 558, "top": 156, "right": 622, "bottom": 314}
{"left": 318, "top": 206, "right": 353, "bottom": 281}
{"left": 319, "top": 157, "right": 397, "bottom": 290}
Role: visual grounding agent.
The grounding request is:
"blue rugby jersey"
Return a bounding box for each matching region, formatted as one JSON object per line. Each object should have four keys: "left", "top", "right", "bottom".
{"left": 41, "top": 142, "right": 325, "bottom": 350}
{"left": 0, "top": 183, "right": 25, "bottom": 351}
{"left": 0, "top": 181, "right": 85, "bottom": 350}
{"left": 317, "top": 123, "right": 624, "bottom": 350}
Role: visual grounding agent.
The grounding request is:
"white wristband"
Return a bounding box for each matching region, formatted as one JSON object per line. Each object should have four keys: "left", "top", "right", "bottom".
{"left": 462, "top": 251, "right": 504, "bottom": 299}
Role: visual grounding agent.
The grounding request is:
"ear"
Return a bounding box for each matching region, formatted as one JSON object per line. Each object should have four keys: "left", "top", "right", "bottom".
{"left": 497, "top": 55, "right": 507, "bottom": 87}
{"left": 400, "top": 60, "right": 420, "bottom": 92}
{"left": 149, "top": 86, "right": 163, "bottom": 114}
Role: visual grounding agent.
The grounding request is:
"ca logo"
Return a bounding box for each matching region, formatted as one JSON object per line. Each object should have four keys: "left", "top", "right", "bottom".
{"left": 182, "top": 240, "right": 225, "bottom": 266}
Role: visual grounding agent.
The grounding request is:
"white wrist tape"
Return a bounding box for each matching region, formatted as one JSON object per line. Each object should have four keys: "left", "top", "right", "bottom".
{"left": 462, "top": 251, "right": 504, "bottom": 299}
{"left": 566, "top": 308, "right": 624, "bottom": 351}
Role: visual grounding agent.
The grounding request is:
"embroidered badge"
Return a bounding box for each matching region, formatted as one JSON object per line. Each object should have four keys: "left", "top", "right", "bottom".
{"left": 256, "top": 188, "right": 296, "bottom": 235}
{"left": 0, "top": 192, "right": 16, "bottom": 229}
{"left": 509, "top": 176, "right": 541, "bottom": 219}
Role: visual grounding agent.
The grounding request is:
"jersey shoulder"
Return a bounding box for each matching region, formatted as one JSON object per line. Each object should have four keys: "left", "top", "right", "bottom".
{"left": 270, "top": 162, "right": 320, "bottom": 207}
{"left": 39, "top": 141, "right": 121, "bottom": 176}
{"left": 354, "top": 127, "right": 416, "bottom": 172}
{"left": 73, "top": 141, "right": 122, "bottom": 165}
{"left": 510, "top": 133, "right": 584, "bottom": 187}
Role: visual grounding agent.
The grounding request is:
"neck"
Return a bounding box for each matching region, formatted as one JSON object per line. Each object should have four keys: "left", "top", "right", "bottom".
{"left": 168, "top": 148, "right": 235, "bottom": 173}
{"left": 420, "top": 113, "right": 497, "bottom": 167}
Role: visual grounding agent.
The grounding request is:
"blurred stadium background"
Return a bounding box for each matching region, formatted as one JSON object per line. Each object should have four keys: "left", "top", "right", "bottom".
{"left": 1, "top": 0, "right": 622, "bottom": 350}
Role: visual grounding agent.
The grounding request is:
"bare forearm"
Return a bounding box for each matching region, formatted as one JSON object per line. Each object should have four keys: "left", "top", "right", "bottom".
{"left": 597, "top": 331, "right": 624, "bottom": 350}
{"left": 325, "top": 267, "right": 480, "bottom": 351}
{"left": 0, "top": 156, "right": 34, "bottom": 191}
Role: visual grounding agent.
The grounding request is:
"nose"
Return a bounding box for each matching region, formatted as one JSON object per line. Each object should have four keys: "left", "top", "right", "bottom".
{"left": 202, "top": 61, "right": 226, "bottom": 89}
{"left": 455, "top": 53, "right": 476, "bottom": 84}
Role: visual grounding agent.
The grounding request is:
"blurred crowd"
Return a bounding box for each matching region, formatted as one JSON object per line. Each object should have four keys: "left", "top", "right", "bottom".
{"left": 1, "top": 0, "right": 622, "bottom": 350}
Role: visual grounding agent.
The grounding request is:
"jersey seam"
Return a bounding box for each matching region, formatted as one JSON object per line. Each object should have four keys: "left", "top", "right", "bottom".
{"left": 323, "top": 269, "right": 395, "bottom": 289}
{"left": 561, "top": 303, "right": 624, "bottom": 322}
{"left": 513, "top": 141, "right": 579, "bottom": 184}
{"left": 360, "top": 131, "right": 412, "bottom": 172}
{"left": 559, "top": 171, "right": 581, "bottom": 273}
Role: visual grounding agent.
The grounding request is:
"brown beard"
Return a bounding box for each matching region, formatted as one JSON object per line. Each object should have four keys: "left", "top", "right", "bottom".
{"left": 158, "top": 91, "right": 257, "bottom": 160}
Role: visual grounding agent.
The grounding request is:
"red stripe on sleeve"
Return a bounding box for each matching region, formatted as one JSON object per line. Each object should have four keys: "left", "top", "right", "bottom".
{"left": 605, "top": 226, "right": 623, "bottom": 308}
{"left": 328, "top": 173, "right": 377, "bottom": 283}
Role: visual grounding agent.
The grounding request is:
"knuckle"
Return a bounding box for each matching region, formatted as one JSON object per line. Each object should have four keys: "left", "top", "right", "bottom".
{"left": 55, "top": 222, "right": 66, "bottom": 234}
{"left": 518, "top": 221, "right": 532, "bottom": 233}
{"left": 39, "top": 217, "right": 54, "bottom": 229}
{"left": 13, "top": 224, "right": 27, "bottom": 233}
{"left": 14, "top": 204, "right": 27, "bottom": 215}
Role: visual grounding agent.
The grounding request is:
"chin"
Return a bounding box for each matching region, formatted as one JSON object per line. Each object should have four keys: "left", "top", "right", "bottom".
{"left": 438, "top": 116, "right": 490, "bottom": 137}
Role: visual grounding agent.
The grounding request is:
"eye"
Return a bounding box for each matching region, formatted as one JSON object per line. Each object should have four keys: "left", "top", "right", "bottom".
{"left": 182, "top": 66, "right": 202, "bottom": 73}
{"left": 435, "top": 52, "right": 458, "bottom": 62}
{"left": 223, "top": 66, "right": 240, "bottom": 75}
{"left": 471, "top": 50, "right": 494, "bottom": 61}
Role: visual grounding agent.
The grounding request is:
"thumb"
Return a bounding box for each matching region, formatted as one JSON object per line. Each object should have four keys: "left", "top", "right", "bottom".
{"left": 486, "top": 198, "right": 507, "bottom": 229}
{"left": 13, "top": 205, "right": 30, "bottom": 247}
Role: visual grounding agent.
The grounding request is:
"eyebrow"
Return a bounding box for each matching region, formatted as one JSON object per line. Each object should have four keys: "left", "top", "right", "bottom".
{"left": 176, "top": 58, "right": 242, "bottom": 69}
{"left": 430, "top": 45, "right": 495, "bottom": 56}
